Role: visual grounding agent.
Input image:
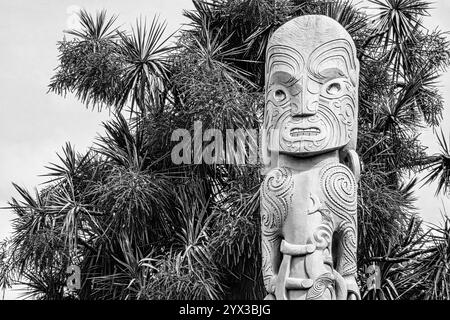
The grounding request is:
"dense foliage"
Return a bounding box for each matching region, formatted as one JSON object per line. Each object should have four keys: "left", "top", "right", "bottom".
{"left": 2, "top": 0, "right": 450, "bottom": 300}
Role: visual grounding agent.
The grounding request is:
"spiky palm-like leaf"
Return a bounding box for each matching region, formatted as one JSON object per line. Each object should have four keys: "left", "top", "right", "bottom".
{"left": 416, "top": 215, "right": 450, "bottom": 300}
{"left": 185, "top": 20, "right": 255, "bottom": 87}
{"left": 369, "top": 0, "right": 430, "bottom": 44}
{"left": 312, "top": 0, "right": 367, "bottom": 41}
{"left": 362, "top": 216, "right": 428, "bottom": 300}
{"left": 66, "top": 9, "right": 119, "bottom": 42}
{"left": 368, "top": 0, "right": 431, "bottom": 75}
{"left": 116, "top": 17, "right": 174, "bottom": 114}
{"left": 49, "top": 9, "right": 122, "bottom": 110}
{"left": 421, "top": 130, "right": 450, "bottom": 195}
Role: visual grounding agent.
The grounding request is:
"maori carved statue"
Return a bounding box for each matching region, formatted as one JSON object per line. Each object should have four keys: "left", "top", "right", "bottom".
{"left": 260, "top": 15, "right": 361, "bottom": 300}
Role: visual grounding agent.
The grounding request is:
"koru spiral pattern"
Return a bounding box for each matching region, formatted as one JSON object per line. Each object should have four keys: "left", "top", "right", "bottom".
{"left": 261, "top": 168, "right": 294, "bottom": 238}
{"left": 306, "top": 273, "right": 335, "bottom": 300}
{"left": 261, "top": 167, "right": 294, "bottom": 292}
{"left": 320, "top": 163, "right": 357, "bottom": 221}
{"left": 320, "top": 162, "right": 358, "bottom": 277}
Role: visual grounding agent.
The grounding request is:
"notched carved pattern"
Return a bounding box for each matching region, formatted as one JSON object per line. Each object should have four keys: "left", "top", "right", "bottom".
{"left": 261, "top": 167, "right": 294, "bottom": 292}
{"left": 320, "top": 163, "right": 357, "bottom": 222}
{"left": 306, "top": 273, "right": 335, "bottom": 300}
{"left": 308, "top": 39, "right": 358, "bottom": 86}
{"left": 261, "top": 167, "right": 294, "bottom": 237}
{"left": 262, "top": 239, "right": 275, "bottom": 292}
{"left": 336, "top": 220, "right": 357, "bottom": 276}
{"left": 264, "top": 40, "right": 358, "bottom": 155}
{"left": 313, "top": 207, "right": 334, "bottom": 251}
{"left": 265, "top": 45, "right": 305, "bottom": 88}
{"left": 320, "top": 163, "right": 357, "bottom": 278}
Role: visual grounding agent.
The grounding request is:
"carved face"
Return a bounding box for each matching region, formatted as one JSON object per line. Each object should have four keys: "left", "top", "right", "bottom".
{"left": 263, "top": 15, "right": 359, "bottom": 157}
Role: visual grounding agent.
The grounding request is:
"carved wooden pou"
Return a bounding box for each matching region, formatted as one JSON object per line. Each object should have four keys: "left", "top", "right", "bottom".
{"left": 260, "top": 15, "right": 361, "bottom": 300}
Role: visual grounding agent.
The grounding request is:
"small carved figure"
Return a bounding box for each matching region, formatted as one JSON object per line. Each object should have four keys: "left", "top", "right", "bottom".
{"left": 260, "top": 15, "right": 361, "bottom": 300}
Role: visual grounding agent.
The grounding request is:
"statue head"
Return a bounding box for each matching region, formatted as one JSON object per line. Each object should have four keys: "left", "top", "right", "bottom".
{"left": 262, "top": 15, "right": 359, "bottom": 170}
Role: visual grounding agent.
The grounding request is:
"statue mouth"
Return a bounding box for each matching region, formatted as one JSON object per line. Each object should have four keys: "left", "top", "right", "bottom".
{"left": 290, "top": 127, "right": 320, "bottom": 137}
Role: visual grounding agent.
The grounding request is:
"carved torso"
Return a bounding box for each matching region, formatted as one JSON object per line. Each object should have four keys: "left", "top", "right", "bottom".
{"left": 261, "top": 159, "right": 358, "bottom": 300}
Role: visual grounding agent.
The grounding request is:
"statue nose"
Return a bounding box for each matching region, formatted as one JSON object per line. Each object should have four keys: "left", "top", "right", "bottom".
{"left": 290, "top": 95, "right": 318, "bottom": 117}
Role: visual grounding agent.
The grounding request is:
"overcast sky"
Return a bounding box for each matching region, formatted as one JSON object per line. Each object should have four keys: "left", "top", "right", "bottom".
{"left": 1, "top": 0, "right": 449, "bottom": 299}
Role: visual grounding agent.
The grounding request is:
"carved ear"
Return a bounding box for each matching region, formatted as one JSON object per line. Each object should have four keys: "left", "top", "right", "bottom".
{"left": 340, "top": 149, "right": 361, "bottom": 182}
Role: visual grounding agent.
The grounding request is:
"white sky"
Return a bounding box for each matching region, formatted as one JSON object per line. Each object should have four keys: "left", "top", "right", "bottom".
{"left": 0, "top": 0, "right": 449, "bottom": 299}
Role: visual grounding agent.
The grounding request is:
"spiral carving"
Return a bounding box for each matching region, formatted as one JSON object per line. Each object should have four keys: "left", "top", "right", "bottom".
{"left": 261, "top": 167, "right": 294, "bottom": 294}
{"left": 336, "top": 221, "right": 357, "bottom": 276}
{"left": 306, "top": 273, "right": 335, "bottom": 300}
{"left": 313, "top": 208, "right": 334, "bottom": 250}
{"left": 261, "top": 167, "right": 294, "bottom": 236}
{"left": 320, "top": 163, "right": 356, "bottom": 220}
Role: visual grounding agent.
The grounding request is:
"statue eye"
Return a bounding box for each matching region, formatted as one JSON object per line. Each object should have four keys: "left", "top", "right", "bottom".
{"left": 326, "top": 82, "right": 341, "bottom": 95}
{"left": 274, "top": 89, "right": 287, "bottom": 102}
